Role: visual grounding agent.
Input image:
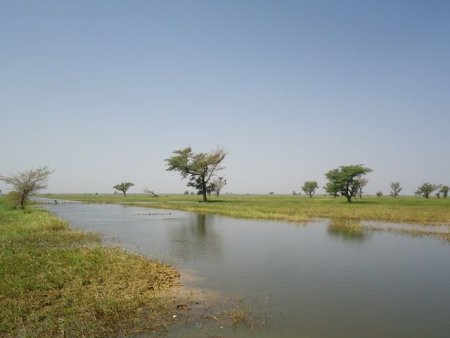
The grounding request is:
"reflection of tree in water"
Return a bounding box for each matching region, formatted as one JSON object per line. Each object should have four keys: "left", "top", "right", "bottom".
{"left": 168, "top": 214, "right": 223, "bottom": 261}
{"left": 327, "top": 219, "right": 370, "bottom": 242}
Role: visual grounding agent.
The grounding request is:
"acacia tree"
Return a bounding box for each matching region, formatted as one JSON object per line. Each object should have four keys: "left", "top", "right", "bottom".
{"left": 302, "top": 181, "right": 319, "bottom": 198}
{"left": 325, "top": 165, "right": 372, "bottom": 203}
{"left": 390, "top": 182, "right": 402, "bottom": 197}
{"left": 113, "top": 182, "right": 134, "bottom": 197}
{"left": 0, "top": 167, "right": 52, "bottom": 209}
{"left": 415, "top": 183, "right": 437, "bottom": 199}
{"left": 211, "top": 176, "right": 227, "bottom": 197}
{"left": 166, "top": 147, "right": 226, "bottom": 202}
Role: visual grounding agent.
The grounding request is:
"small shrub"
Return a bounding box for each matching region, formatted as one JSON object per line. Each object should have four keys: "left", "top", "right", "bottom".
{"left": 5, "top": 191, "right": 22, "bottom": 209}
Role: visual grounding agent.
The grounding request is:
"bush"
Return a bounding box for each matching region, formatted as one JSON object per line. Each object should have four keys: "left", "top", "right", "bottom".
{"left": 5, "top": 191, "right": 23, "bottom": 209}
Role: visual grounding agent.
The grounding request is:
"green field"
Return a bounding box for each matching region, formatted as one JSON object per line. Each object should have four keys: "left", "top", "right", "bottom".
{"left": 43, "top": 194, "right": 450, "bottom": 225}
{"left": 0, "top": 198, "right": 180, "bottom": 337}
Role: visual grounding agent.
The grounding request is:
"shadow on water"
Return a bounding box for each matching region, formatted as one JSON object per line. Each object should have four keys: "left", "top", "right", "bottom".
{"left": 327, "top": 219, "right": 370, "bottom": 241}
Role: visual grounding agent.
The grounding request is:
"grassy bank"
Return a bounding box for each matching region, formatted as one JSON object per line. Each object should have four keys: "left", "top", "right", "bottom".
{"left": 43, "top": 194, "right": 450, "bottom": 225}
{"left": 0, "top": 198, "right": 180, "bottom": 337}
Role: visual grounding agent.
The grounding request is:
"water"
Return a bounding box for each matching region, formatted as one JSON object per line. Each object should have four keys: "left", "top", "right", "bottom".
{"left": 42, "top": 202, "right": 450, "bottom": 337}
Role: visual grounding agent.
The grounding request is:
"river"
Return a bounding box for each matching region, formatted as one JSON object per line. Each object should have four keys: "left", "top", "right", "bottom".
{"left": 42, "top": 201, "right": 450, "bottom": 337}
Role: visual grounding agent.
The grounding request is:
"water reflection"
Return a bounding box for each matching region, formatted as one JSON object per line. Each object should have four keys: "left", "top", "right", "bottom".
{"left": 327, "top": 219, "right": 370, "bottom": 242}
{"left": 168, "top": 214, "right": 223, "bottom": 261}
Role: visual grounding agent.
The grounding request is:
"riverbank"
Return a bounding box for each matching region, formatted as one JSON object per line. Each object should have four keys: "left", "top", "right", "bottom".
{"left": 0, "top": 198, "right": 180, "bottom": 337}
{"left": 43, "top": 194, "right": 450, "bottom": 225}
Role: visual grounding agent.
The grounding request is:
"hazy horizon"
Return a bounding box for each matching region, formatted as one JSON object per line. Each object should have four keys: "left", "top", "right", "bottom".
{"left": 1, "top": 1, "right": 449, "bottom": 195}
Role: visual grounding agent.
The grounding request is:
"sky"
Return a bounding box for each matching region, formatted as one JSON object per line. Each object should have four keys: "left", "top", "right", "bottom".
{"left": 1, "top": 0, "right": 449, "bottom": 195}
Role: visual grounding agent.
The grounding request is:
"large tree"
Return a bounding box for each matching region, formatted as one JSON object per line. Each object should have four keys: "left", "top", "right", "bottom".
{"left": 113, "top": 182, "right": 134, "bottom": 197}
{"left": 166, "top": 147, "right": 226, "bottom": 202}
{"left": 0, "top": 167, "right": 52, "bottom": 209}
{"left": 302, "top": 181, "right": 319, "bottom": 198}
{"left": 415, "top": 183, "right": 437, "bottom": 199}
{"left": 325, "top": 165, "right": 372, "bottom": 203}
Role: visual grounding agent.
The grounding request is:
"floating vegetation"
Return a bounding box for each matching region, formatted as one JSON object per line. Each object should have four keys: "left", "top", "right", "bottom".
{"left": 327, "top": 219, "right": 368, "bottom": 240}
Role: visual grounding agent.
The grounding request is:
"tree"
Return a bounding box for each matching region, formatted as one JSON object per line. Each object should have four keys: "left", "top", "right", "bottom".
{"left": 211, "top": 176, "right": 227, "bottom": 197}
{"left": 189, "top": 176, "right": 215, "bottom": 197}
{"left": 440, "top": 185, "right": 449, "bottom": 198}
{"left": 355, "top": 177, "right": 368, "bottom": 198}
{"left": 324, "top": 169, "right": 341, "bottom": 198}
{"left": 0, "top": 167, "right": 52, "bottom": 209}
{"left": 113, "top": 182, "right": 134, "bottom": 197}
{"left": 325, "top": 165, "right": 372, "bottom": 203}
{"left": 415, "top": 183, "right": 437, "bottom": 199}
{"left": 302, "top": 181, "right": 319, "bottom": 198}
{"left": 376, "top": 191, "right": 383, "bottom": 198}
{"left": 390, "top": 182, "right": 402, "bottom": 198}
{"left": 166, "top": 147, "right": 226, "bottom": 202}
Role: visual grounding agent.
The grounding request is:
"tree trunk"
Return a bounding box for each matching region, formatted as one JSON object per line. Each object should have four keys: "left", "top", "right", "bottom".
{"left": 20, "top": 193, "right": 26, "bottom": 209}
{"left": 347, "top": 195, "right": 352, "bottom": 203}
{"left": 123, "top": 191, "right": 127, "bottom": 197}
{"left": 201, "top": 176, "right": 208, "bottom": 202}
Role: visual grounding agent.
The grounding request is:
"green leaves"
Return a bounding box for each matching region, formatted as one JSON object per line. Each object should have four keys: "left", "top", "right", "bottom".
{"left": 113, "top": 182, "right": 134, "bottom": 197}
{"left": 165, "top": 147, "right": 226, "bottom": 202}
{"left": 302, "top": 181, "right": 318, "bottom": 198}
{"left": 325, "top": 165, "right": 372, "bottom": 203}
{"left": 415, "top": 183, "right": 438, "bottom": 199}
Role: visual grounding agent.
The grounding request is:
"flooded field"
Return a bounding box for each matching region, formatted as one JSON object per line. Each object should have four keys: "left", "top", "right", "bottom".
{"left": 43, "top": 202, "right": 450, "bottom": 337}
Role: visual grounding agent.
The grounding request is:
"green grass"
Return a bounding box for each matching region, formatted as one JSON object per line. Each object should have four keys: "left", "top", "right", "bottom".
{"left": 0, "top": 198, "right": 180, "bottom": 337}
{"left": 43, "top": 193, "right": 450, "bottom": 225}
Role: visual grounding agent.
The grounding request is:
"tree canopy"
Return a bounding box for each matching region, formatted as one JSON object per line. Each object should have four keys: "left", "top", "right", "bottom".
{"left": 323, "top": 169, "right": 342, "bottom": 198}
{"left": 302, "top": 181, "right": 319, "bottom": 198}
{"left": 0, "top": 167, "right": 52, "bottom": 209}
{"left": 415, "top": 183, "right": 437, "bottom": 199}
{"left": 166, "top": 147, "right": 226, "bottom": 202}
{"left": 325, "top": 165, "right": 372, "bottom": 203}
{"left": 113, "top": 182, "right": 134, "bottom": 197}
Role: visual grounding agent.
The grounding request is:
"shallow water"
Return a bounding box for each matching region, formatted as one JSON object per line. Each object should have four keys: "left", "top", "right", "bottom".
{"left": 42, "top": 202, "right": 450, "bottom": 338}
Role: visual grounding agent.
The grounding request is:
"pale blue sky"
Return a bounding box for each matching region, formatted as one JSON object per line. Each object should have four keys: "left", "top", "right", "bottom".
{"left": 1, "top": 0, "right": 449, "bottom": 195}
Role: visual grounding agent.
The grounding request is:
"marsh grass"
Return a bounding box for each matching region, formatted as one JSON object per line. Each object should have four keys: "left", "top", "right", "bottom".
{"left": 44, "top": 194, "right": 450, "bottom": 225}
{"left": 0, "top": 199, "right": 180, "bottom": 337}
{"left": 327, "top": 219, "right": 367, "bottom": 239}
{"left": 365, "top": 223, "right": 450, "bottom": 243}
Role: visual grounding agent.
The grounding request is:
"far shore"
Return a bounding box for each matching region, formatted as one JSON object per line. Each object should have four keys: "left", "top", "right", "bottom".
{"left": 41, "top": 193, "right": 450, "bottom": 225}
